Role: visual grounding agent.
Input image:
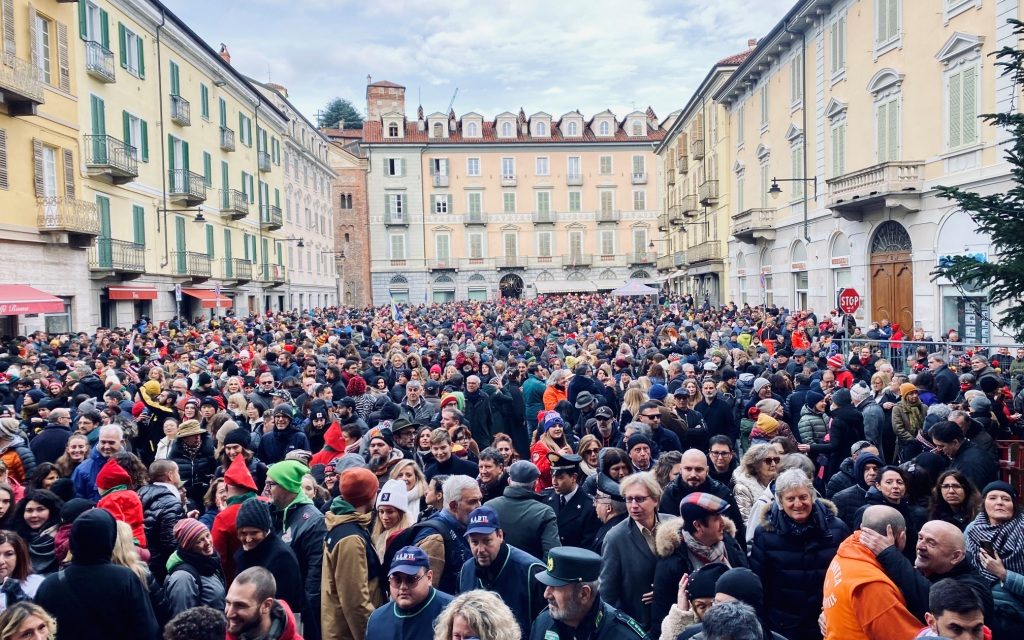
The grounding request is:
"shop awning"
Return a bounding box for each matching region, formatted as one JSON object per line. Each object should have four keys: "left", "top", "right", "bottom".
{"left": 0, "top": 285, "right": 64, "bottom": 315}
{"left": 107, "top": 286, "right": 158, "bottom": 301}
{"left": 534, "top": 280, "right": 598, "bottom": 294}
{"left": 181, "top": 288, "right": 232, "bottom": 309}
{"left": 592, "top": 280, "right": 626, "bottom": 291}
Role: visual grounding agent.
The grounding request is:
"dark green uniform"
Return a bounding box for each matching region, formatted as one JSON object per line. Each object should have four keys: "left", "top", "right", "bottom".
{"left": 529, "top": 600, "right": 649, "bottom": 640}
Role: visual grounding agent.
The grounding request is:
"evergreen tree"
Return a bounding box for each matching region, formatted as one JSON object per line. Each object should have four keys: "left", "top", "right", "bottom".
{"left": 318, "top": 98, "right": 363, "bottom": 129}
{"left": 933, "top": 19, "right": 1024, "bottom": 341}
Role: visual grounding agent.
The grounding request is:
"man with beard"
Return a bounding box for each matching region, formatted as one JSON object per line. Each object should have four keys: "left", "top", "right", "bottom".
{"left": 225, "top": 567, "right": 302, "bottom": 640}
{"left": 590, "top": 405, "right": 623, "bottom": 449}
{"left": 694, "top": 378, "right": 737, "bottom": 443}
{"left": 658, "top": 449, "right": 745, "bottom": 544}
{"left": 390, "top": 419, "right": 418, "bottom": 460}
{"left": 366, "top": 428, "right": 404, "bottom": 488}
{"left": 257, "top": 406, "right": 310, "bottom": 465}
{"left": 529, "top": 546, "right": 649, "bottom": 640}
{"left": 457, "top": 506, "right": 545, "bottom": 639}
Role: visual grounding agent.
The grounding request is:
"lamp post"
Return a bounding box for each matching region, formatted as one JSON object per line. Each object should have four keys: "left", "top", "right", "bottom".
{"left": 767, "top": 176, "right": 817, "bottom": 242}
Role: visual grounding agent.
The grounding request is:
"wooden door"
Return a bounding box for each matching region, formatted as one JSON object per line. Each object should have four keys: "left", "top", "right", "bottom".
{"left": 870, "top": 251, "right": 914, "bottom": 330}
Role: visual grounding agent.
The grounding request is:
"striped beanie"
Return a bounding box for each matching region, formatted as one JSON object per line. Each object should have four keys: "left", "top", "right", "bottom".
{"left": 173, "top": 518, "right": 208, "bottom": 550}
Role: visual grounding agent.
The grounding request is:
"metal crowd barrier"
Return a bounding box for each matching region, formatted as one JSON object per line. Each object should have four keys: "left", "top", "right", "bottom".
{"left": 832, "top": 338, "right": 1024, "bottom": 378}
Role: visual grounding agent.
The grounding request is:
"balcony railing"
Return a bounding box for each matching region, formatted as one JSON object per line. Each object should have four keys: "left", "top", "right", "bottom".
{"left": 220, "top": 127, "right": 235, "bottom": 152}
{"left": 631, "top": 172, "right": 647, "bottom": 185}
{"left": 37, "top": 197, "right": 100, "bottom": 237}
{"left": 172, "top": 251, "right": 212, "bottom": 278}
{"left": 0, "top": 52, "right": 44, "bottom": 114}
{"left": 501, "top": 175, "right": 517, "bottom": 186}
{"left": 170, "top": 94, "right": 191, "bottom": 126}
{"left": 732, "top": 208, "right": 776, "bottom": 244}
{"left": 657, "top": 215, "right": 669, "bottom": 232}
{"left": 680, "top": 194, "right": 699, "bottom": 216}
{"left": 261, "top": 263, "right": 287, "bottom": 283}
{"left": 464, "top": 212, "right": 486, "bottom": 225}
{"left": 826, "top": 161, "right": 925, "bottom": 220}
{"left": 692, "top": 138, "right": 706, "bottom": 160}
{"left": 627, "top": 251, "right": 656, "bottom": 265}
{"left": 656, "top": 254, "right": 675, "bottom": 271}
{"left": 89, "top": 238, "right": 144, "bottom": 273}
{"left": 221, "top": 189, "right": 249, "bottom": 220}
{"left": 460, "top": 257, "right": 494, "bottom": 270}
{"left": 596, "top": 209, "right": 621, "bottom": 223}
{"left": 698, "top": 180, "right": 719, "bottom": 206}
{"left": 84, "top": 134, "right": 138, "bottom": 183}
{"left": 168, "top": 170, "right": 206, "bottom": 205}
{"left": 667, "top": 170, "right": 676, "bottom": 185}
{"left": 429, "top": 257, "right": 457, "bottom": 270}
{"left": 533, "top": 255, "right": 563, "bottom": 267}
{"left": 432, "top": 174, "right": 449, "bottom": 187}
{"left": 223, "top": 258, "right": 252, "bottom": 281}
{"left": 532, "top": 211, "right": 556, "bottom": 224}
{"left": 84, "top": 40, "right": 115, "bottom": 82}
{"left": 566, "top": 174, "right": 583, "bottom": 186}
{"left": 259, "top": 204, "right": 283, "bottom": 231}
{"left": 668, "top": 204, "right": 684, "bottom": 224}
{"left": 677, "top": 155, "right": 688, "bottom": 174}
{"left": 687, "top": 241, "right": 723, "bottom": 263}
{"left": 258, "top": 151, "right": 271, "bottom": 172}
{"left": 674, "top": 251, "right": 687, "bottom": 268}
{"left": 594, "top": 254, "right": 624, "bottom": 267}
{"left": 495, "top": 256, "right": 528, "bottom": 269}
{"left": 564, "top": 253, "right": 592, "bottom": 267}
{"left": 383, "top": 212, "right": 408, "bottom": 226}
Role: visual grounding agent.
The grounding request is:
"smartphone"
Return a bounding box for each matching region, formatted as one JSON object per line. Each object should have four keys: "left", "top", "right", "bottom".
{"left": 980, "top": 540, "right": 996, "bottom": 556}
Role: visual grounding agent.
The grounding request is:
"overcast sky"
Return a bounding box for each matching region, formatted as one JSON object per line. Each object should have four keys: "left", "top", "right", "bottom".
{"left": 167, "top": 0, "right": 795, "bottom": 125}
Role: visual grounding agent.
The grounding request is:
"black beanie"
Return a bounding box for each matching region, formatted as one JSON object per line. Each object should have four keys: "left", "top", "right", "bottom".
{"left": 715, "top": 568, "right": 764, "bottom": 610}
{"left": 235, "top": 497, "right": 273, "bottom": 533}
{"left": 688, "top": 562, "right": 729, "bottom": 600}
{"left": 222, "top": 428, "right": 252, "bottom": 450}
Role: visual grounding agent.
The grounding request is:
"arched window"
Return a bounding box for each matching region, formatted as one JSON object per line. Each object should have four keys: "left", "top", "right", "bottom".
{"left": 387, "top": 123, "right": 399, "bottom": 137}
{"left": 599, "top": 121, "right": 610, "bottom": 136}
{"left": 467, "top": 122, "right": 478, "bottom": 137}
{"left": 536, "top": 122, "right": 547, "bottom": 136}
{"left": 501, "top": 122, "right": 512, "bottom": 137}
{"left": 632, "top": 121, "right": 643, "bottom": 136}
{"left": 567, "top": 121, "right": 578, "bottom": 136}
{"left": 432, "top": 122, "right": 443, "bottom": 138}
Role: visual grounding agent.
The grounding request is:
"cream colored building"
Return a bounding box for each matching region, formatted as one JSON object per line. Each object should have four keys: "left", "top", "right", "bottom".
{"left": 362, "top": 80, "right": 665, "bottom": 303}
{"left": 716, "top": 0, "right": 1017, "bottom": 340}
{"left": 655, "top": 44, "right": 754, "bottom": 305}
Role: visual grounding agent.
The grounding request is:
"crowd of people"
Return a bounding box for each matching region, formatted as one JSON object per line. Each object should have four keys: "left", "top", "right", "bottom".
{"left": 0, "top": 293, "right": 1021, "bottom": 640}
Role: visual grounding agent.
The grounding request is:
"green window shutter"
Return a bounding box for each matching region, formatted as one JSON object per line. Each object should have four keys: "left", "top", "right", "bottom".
{"left": 137, "top": 36, "right": 145, "bottom": 78}
{"left": 238, "top": 113, "right": 244, "bottom": 141}
{"left": 219, "top": 98, "right": 226, "bottom": 127}
{"left": 78, "top": 1, "right": 87, "bottom": 39}
{"left": 274, "top": 188, "right": 280, "bottom": 207}
{"left": 90, "top": 95, "right": 105, "bottom": 136}
{"left": 962, "top": 66, "right": 978, "bottom": 146}
{"left": 132, "top": 205, "right": 145, "bottom": 245}
{"left": 876, "top": 102, "right": 888, "bottom": 162}
{"left": 887, "top": 100, "right": 899, "bottom": 161}
{"left": 182, "top": 140, "right": 190, "bottom": 172}
{"left": 221, "top": 161, "right": 229, "bottom": 189}
{"left": 140, "top": 120, "right": 148, "bottom": 162}
{"left": 122, "top": 110, "right": 130, "bottom": 146}
{"left": 203, "top": 151, "right": 212, "bottom": 186}
{"left": 169, "top": 60, "right": 179, "bottom": 95}
{"left": 206, "top": 224, "right": 214, "bottom": 258}
{"left": 949, "top": 71, "right": 962, "bottom": 149}
{"left": 224, "top": 229, "right": 232, "bottom": 261}
{"left": 249, "top": 175, "right": 255, "bottom": 203}
{"left": 167, "top": 134, "right": 175, "bottom": 172}
{"left": 118, "top": 23, "right": 126, "bottom": 67}
{"left": 100, "top": 9, "right": 109, "bottom": 48}
{"left": 200, "top": 84, "right": 209, "bottom": 119}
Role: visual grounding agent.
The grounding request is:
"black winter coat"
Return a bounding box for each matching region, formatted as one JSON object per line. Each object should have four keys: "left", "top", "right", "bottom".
{"left": 933, "top": 365, "right": 960, "bottom": 404}
{"left": 137, "top": 483, "right": 185, "bottom": 582}
{"left": 36, "top": 563, "right": 159, "bottom": 640}
{"left": 853, "top": 487, "right": 926, "bottom": 561}
{"left": 694, "top": 396, "right": 737, "bottom": 441}
{"left": 256, "top": 426, "right": 310, "bottom": 465}
{"left": 749, "top": 500, "right": 849, "bottom": 640}
{"left": 825, "top": 457, "right": 857, "bottom": 498}
{"left": 832, "top": 484, "right": 869, "bottom": 530}
{"left": 168, "top": 434, "right": 217, "bottom": 507}
{"left": 659, "top": 476, "right": 746, "bottom": 545}
{"left": 810, "top": 404, "right": 864, "bottom": 478}
{"left": 949, "top": 439, "right": 998, "bottom": 493}
{"left": 215, "top": 456, "right": 269, "bottom": 494}
{"left": 234, "top": 530, "right": 304, "bottom": 614}
{"left": 462, "top": 390, "right": 494, "bottom": 447}
{"left": 29, "top": 423, "right": 71, "bottom": 464}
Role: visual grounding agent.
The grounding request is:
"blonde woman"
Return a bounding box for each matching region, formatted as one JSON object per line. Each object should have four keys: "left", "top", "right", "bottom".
{"left": 433, "top": 589, "right": 521, "bottom": 640}
{"left": 390, "top": 459, "right": 428, "bottom": 516}
{"left": 111, "top": 521, "right": 153, "bottom": 592}
{"left": 0, "top": 602, "right": 55, "bottom": 640}
{"left": 620, "top": 387, "right": 647, "bottom": 425}
{"left": 371, "top": 479, "right": 414, "bottom": 560}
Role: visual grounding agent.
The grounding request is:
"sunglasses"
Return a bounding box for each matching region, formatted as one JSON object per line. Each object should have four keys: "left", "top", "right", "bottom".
{"left": 763, "top": 457, "right": 781, "bottom": 465}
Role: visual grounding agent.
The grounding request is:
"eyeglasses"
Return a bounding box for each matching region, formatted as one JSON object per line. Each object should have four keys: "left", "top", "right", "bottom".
{"left": 389, "top": 572, "right": 426, "bottom": 587}
{"left": 640, "top": 413, "right": 660, "bottom": 420}
{"left": 624, "top": 495, "right": 650, "bottom": 504}
{"left": 941, "top": 483, "right": 964, "bottom": 490}
{"left": 709, "top": 451, "right": 732, "bottom": 457}
{"left": 582, "top": 448, "right": 600, "bottom": 455}
{"left": 763, "top": 457, "right": 781, "bottom": 465}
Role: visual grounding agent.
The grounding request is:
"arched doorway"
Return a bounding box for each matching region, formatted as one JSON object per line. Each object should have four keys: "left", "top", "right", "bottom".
{"left": 869, "top": 221, "right": 913, "bottom": 329}
{"left": 499, "top": 273, "right": 524, "bottom": 299}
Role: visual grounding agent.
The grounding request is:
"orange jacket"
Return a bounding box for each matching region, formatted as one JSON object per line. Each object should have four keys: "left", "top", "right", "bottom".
{"left": 542, "top": 385, "right": 566, "bottom": 411}
{"left": 823, "top": 532, "right": 922, "bottom": 640}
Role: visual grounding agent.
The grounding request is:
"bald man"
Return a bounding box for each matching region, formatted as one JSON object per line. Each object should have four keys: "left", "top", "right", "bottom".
{"left": 659, "top": 448, "right": 746, "bottom": 545}
{"left": 859, "top": 519, "right": 993, "bottom": 624}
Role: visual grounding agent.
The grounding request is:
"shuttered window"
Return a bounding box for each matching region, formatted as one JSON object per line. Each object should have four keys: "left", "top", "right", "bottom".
{"left": 790, "top": 147, "right": 804, "bottom": 198}
{"left": 469, "top": 233, "right": 483, "bottom": 258}
{"left": 503, "top": 192, "right": 515, "bottom": 213}
{"left": 568, "top": 191, "right": 581, "bottom": 212}
{"left": 206, "top": 224, "right": 215, "bottom": 258}
{"left": 62, "top": 148, "right": 74, "bottom": 198}
{"left": 435, "top": 234, "right": 450, "bottom": 259}
{"left": 503, "top": 232, "right": 517, "bottom": 257}
{"left": 599, "top": 230, "right": 614, "bottom": 255}
{"left": 538, "top": 231, "right": 552, "bottom": 257}
{"left": 200, "top": 84, "right": 210, "bottom": 120}
{"left": 736, "top": 174, "right": 744, "bottom": 213}
{"left": 390, "top": 234, "right": 405, "bottom": 259}
{"left": 876, "top": 0, "right": 900, "bottom": 45}
{"left": 56, "top": 22, "right": 70, "bottom": 92}
{"left": 876, "top": 99, "right": 900, "bottom": 162}
{"left": 830, "top": 16, "right": 846, "bottom": 75}
{"left": 132, "top": 205, "right": 145, "bottom": 245}
{"left": 0, "top": 129, "right": 7, "bottom": 190}
{"left": 948, "top": 65, "right": 979, "bottom": 150}
{"left": 831, "top": 124, "right": 846, "bottom": 177}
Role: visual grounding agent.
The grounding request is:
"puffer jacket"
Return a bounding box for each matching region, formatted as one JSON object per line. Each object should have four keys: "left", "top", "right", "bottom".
{"left": 731, "top": 467, "right": 769, "bottom": 523}
{"left": 138, "top": 482, "right": 184, "bottom": 582}
{"left": 168, "top": 433, "right": 217, "bottom": 506}
{"left": 651, "top": 515, "right": 747, "bottom": 632}
{"left": 0, "top": 435, "right": 36, "bottom": 484}
{"left": 749, "top": 499, "right": 849, "bottom": 640}
{"left": 797, "top": 404, "right": 828, "bottom": 445}
{"left": 256, "top": 425, "right": 310, "bottom": 465}
{"left": 825, "top": 457, "right": 857, "bottom": 498}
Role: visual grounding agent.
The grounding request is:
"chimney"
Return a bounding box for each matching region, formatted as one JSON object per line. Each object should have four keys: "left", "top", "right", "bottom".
{"left": 747, "top": 38, "right": 758, "bottom": 49}
{"left": 219, "top": 43, "right": 231, "bottom": 65}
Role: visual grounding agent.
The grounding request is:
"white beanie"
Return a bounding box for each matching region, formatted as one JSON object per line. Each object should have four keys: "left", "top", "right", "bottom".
{"left": 376, "top": 479, "right": 410, "bottom": 514}
{"left": 752, "top": 377, "right": 771, "bottom": 393}
{"left": 850, "top": 381, "right": 872, "bottom": 404}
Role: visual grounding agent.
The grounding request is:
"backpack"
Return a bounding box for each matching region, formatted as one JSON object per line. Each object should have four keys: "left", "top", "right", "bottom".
{"left": 381, "top": 517, "right": 460, "bottom": 596}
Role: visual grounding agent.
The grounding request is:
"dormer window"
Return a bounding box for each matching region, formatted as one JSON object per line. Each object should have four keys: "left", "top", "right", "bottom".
{"left": 536, "top": 122, "right": 547, "bottom": 136}
{"left": 501, "top": 121, "right": 513, "bottom": 137}
{"left": 599, "top": 121, "right": 610, "bottom": 136}
{"left": 387, "top": 123, "right": 399, "bottom": 137}
{"left": 631, "top": 121, "right": 643, "bottom": 136}
{"left": 567, "top": 121, "right": 578, "bottom": 136}
{"left": 467, "top": 122, "right": 478, "bottom": 137}
{"left": 432, "top": 122, "right": 443, "bottom": 138}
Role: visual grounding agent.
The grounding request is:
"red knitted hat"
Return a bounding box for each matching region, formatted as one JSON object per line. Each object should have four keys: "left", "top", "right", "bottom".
{"left": 224, "top": 452, "right": 258, "bottom": 492}
{"left": 827, "top": 354, "right": 844, "bottom": 369}
{"left": 96, "top": 458, "right": 131, "bottom": 492}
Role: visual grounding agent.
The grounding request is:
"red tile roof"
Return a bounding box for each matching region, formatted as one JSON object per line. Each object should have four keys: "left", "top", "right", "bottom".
{"left": 717, "top": 49, "right": 753, "bottom": 66}
{"left": 321, "top": 127, "right": 364, "bottom": 139}
{"left": 362, "top": 118, "right": 665, "bottom": 144}
{"left": 368, "top": 80, "right": 404, "bottom": 89}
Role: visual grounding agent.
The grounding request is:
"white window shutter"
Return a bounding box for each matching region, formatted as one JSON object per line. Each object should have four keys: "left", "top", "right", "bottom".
{"left": 949, "top": 71, "right": 962, "bottom": 149}
{"left": 888, "top": 100, "right": 900, "bottom": 160}
{"left": 962, "top": 66, "right": 978, "bottom": 145}
{"left": 876, "top": 103, "right": 888, "bottom": 162}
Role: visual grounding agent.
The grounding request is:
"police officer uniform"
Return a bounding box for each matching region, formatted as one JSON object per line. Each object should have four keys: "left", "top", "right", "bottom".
{"left": 543, "top": 453, "right": 602, "bottom": 549}
{"left": 529, "top": 546, "right": 650, "bottom": 640}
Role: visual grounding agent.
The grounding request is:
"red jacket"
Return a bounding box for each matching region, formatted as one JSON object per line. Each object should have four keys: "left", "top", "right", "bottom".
{"left": 96, "top": 458, "right": 147, "bottom": 548}
{"left": 310, "top": 422, "right": 345, "bottom": 468}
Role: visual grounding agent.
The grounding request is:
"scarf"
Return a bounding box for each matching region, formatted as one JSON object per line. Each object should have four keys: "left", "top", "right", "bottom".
{"left": 182, "top": 439, "right": 201, "bottom": 458}
{"left": 177, "top": 547, "right": 223, "bottom": 577}
{"left": 902, "top": 401, "right": 923, "bottom": 435}
{"left": 682, "top": 530, "right": 728, "bottom": 567}
{"left": 965, "top": 511, "right": 1024, "bottom": 582}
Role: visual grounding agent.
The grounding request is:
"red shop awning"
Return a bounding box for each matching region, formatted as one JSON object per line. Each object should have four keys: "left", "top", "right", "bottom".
{"left": 108, "top": 286, "right": 158, "bottom": 301}
{"left": 0, "top": 285, "right": 65, "bottom": 315}
{"left": 181, "top": 288, "right": 232, "bottom": 309}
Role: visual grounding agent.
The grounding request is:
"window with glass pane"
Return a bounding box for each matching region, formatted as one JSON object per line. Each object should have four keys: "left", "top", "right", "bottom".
{"left": 538, "top": 232, "right": 553, "bottom": 257}
{"left": 536, "top": 157, "right": 549, "bottom": 176}
{"left": 794, "top": 271, "right": 809, "bottom": 310}
{"left": 503, "top": 192, "right": 516, "bottom": 213}
{"left": 568, "top": 191, "right": 581, "bottom": 212}
{"left": 632, "top": 156, "right": 644, "bottom": 175}
{"left": 567, "top": 156, "right": 581, "bottom": 178}
{"left": 467, "top": 157, "right": 480, "bottom": 176}
{"left": 537, "top": 191, "right": 551, "bottom": 214}
{"left": 599, "top": 156, "right": 612, "bottom": 174}
{"left": 501, "top": 157, "right": 514, "bottom": 177}
{"left": 633, "top": 190, "right": 645, "bottom": 211}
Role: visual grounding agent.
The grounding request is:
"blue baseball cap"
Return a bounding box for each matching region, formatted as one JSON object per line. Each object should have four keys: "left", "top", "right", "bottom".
{"left": 464, "top": 506, "right": 501, "bottom": 536}
{"left": 388, "top": 545, "right": 431, "bottom": 576}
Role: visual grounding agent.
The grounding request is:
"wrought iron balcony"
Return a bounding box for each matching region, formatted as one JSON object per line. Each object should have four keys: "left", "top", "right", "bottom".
{"left": 698, "top": 180, "right": 719, "bottom": 206}
{"left": 0, "top": 52, "right": 44, "bottom": 115}
{"left": 84, "top": 135, "right": 138, "bottom": 184}
{"left": 84, "top": 41, "right": 115, "bottom": 82}
{"left": 261, "top": 263, "right": 287, "bottom": 284}
{"left": 627, "top": 252, "right": 656, "bottom": 265}
{"left": 170, "top": 94, "right": 190, "bottom": 126}
{"left": 258, "top": 151, "right": 271, "bottom": 172}
{"left": 168, "top": 170, "right": 206, "bottom": 205}
{"left": 564, "top": 253, "right": 592, "bottom": 268}
{"left": 464, "top": 212, "right": 486, "bottom": 225}
{"left": 260, "top": 204, "right": 283, "bottom": 231}
{"left": 631, "top": 172, "right": 647, "bottom": 185}
{"left": 221, "top": 189, "right": 249, "bottom": 220}
{"left": 596, "top": 209, "right": 621, "bottom": 223}
{"left": 692, "top": 138, "right": 705, "bottom": 160}
{"left": 171, "top": 251, "right": 211, "bottom": 279}
{"left": 566, "top": 174, "right": 583, "bottom": 186}
{"left": 532, "top": 211, "right": 556, "bottom": 224}
{"left": 225, "top": 258, "right": 252, "bottom": 282}
{"left": 687, "top": 240, "right": 723, "bottom": 263}
{"left": 383, "top": 211, "right": 408, "bottom": 226}
{"left": 500, "top": 175, "right": 517, "bottom": 186}
{"left": 495, "top": 256, "right": 528, "bottom": 269}
{"left": 220, "top": 127, "right": 235, "bottom": 152}
{"left": 37, "top": 197, "right": 100, "bottom": 242}
{"left": 89, "top": 239, "right": 144, "bottom": 273}
{"left": 732, "top": 208, "right": 776, "bottom": 244}
{"left": 429, "top": 257, "right": 458, "bottom": 271}
{"left": 826, "top": 161, "right": 925, "bottom": 221}
{"left": 432, "top": 174, "right": 449, "bottom": 187}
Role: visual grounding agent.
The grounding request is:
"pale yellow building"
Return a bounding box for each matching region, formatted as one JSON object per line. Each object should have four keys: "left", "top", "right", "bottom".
{"left": 363, "top": 81, "right": 665, "bottom": 303}
{"left": 716, "top": 0, "right": 1017, "bottom": 339}
{"left": 655, "top": 44, "right": 754, "bottom": 305}
{"left": 0, "top": 0, "right": 94, "bottom": 335}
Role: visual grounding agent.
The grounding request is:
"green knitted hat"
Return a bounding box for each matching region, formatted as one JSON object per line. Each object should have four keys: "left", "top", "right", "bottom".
{"left": 267, "top": 460, "right": 309, "bottom": 494}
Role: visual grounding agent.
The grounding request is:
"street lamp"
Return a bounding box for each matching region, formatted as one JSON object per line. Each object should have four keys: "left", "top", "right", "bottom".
{"left": 768, "top": 176, "right": 818, "bottom": 200}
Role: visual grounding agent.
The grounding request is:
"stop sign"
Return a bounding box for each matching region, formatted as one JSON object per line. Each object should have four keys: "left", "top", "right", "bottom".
{"left": 838, "top": 288, "right": 861, "bottom": 314}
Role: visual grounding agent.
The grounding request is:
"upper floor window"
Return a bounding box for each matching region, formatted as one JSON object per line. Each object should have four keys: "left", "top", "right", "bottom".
{"left": 432, "top": 122, "right": 443, "bottom": 138}
{"left": 567, "top": 121, "right": 578, "bottom": 136}
{"left": 536, "top": 121, "right": 547, "bottom": 136}
{"left": 876, "top": 0, "right": 900, "bottom": 48}
{"left": 759, "top": 85, "right": 769, "bottom": 129}
{"left": 631, "top": 121, "right": 643, "bottom": 136}
{"left": 501, "top": 121, "right": 513, "bottom": 137}
{"left": 599, "top": 156, "right": 612, "bottom": 175}
{"left": 466, "top": 121, "right": 478, "bottom": 137}
{"left": 599, "top": 121, "right": 611, "bottom": 136}
{"left": 830, "top": 15, "right": 847, "bottom": 77}
{"left": 33, "top": 13, "right": 52, "bottom": 85}
{"left": 467, "top": 157, "right": 481, "bottom": 176}
{"left": 947, "top": 64, "right": 979, "bottom": 150}
{"left": 536, "top": 157, "right": 549, "bottom": 176}
{"left": 387, "top": 123, "right": 399, "bottom": 137}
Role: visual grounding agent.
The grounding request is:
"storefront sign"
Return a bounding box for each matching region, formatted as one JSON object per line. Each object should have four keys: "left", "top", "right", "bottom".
{"left": 831, "top": 256, "right": 850, "bottom": 267}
